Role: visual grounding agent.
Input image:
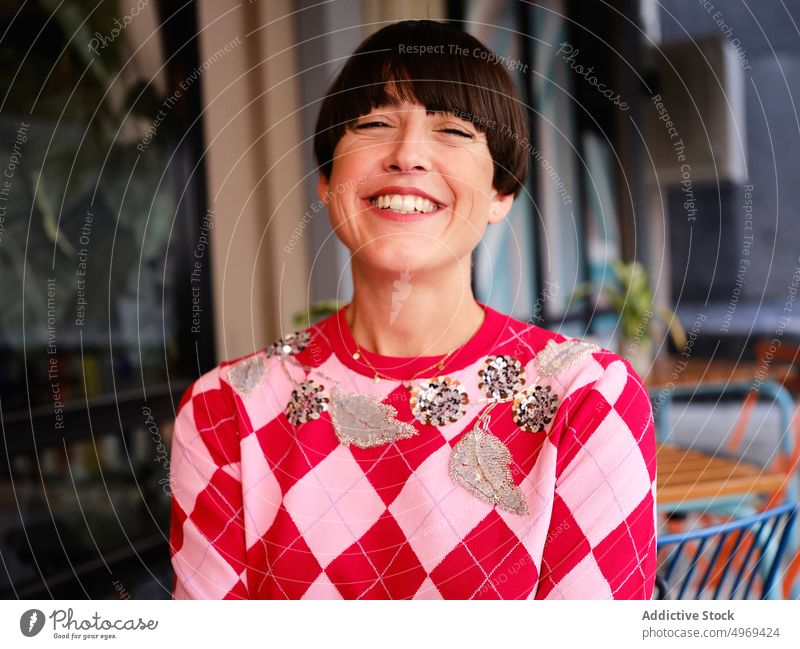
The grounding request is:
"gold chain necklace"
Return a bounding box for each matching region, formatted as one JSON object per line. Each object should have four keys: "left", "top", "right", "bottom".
{"left": 280, "top": 354, "right": 528, "bottom": 406}
{"left": 348, "top": 304, "right": 486, "bottom": 389}
{"left": 352, "top": 342, "right": 458, "bottom": 388}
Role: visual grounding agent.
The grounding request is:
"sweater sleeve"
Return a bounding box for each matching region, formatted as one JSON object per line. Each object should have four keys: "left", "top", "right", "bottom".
{"left": 169, "top": 369, "right": 249, "bottom": 599}
{"left": 534, "top": 355, "right": 657, "bottom": 599}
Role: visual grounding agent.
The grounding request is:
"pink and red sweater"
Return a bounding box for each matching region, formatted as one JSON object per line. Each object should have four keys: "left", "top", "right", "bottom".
{"left": 169, "top": 302, "right": 657, "bottom": 599}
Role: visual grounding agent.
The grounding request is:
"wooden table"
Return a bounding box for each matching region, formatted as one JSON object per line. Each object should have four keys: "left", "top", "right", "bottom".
{"left": 644, "top": 356, "right": 799, "bottom": 511}
{"left": 657, "top": 444, "right": 788, "bottom": 508}
{"left": 646, "top": 356, "right": 797, "bottom": 390}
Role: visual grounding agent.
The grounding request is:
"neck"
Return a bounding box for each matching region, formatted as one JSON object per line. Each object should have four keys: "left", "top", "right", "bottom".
{"left": 346, "top": 259, "right": 485, "bottom": 358}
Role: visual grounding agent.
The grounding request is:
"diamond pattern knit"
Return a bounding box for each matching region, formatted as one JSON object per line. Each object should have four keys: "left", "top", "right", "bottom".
{"left": 169, "top": 302, "right": 656, "bottom": 599}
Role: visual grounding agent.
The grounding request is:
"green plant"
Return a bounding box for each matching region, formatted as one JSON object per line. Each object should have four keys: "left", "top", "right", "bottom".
{"left": 572, "top": 259, "right": 687, "bottom": 349}
{"left": 292, "top": 300, "right": 344, "bottom": 328}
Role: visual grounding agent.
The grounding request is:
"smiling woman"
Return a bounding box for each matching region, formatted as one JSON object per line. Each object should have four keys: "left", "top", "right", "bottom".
{"left": 169, "top": 19, "right": 657, "bottom": 601}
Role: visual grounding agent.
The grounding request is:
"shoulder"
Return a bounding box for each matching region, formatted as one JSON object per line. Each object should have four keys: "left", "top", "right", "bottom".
{"left": 490, "top": 310, "right": 650, "bottom": 424}
{"left": 176, "top": 317, "right": 333, "bottom": 415}
{"left": 527, "top": 331, "right": 655, "bottom": 483}
{"left": 504, "top": 314, "right": 631, "bottom": 379}
{"left": 505, "top": 317, "right": 652, "bottom": 422}
{"left": 484, "top": 307, "right": 646, "bottom": 397}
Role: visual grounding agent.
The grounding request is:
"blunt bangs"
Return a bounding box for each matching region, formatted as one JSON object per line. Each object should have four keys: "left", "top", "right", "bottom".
{"left": 313, "top": 20, "right": 529, "bottom": 197}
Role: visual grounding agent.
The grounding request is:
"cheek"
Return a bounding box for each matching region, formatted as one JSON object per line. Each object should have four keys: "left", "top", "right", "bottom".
{"left": 450, "top": 153, "right": 495, "bottom": 200}
{"left": 325, "top": 167, "right": 363, "bottom": 219}
{"left": 464, "top": 148, "right": 496, "bottom": 188}
{"left": 451, "top": 179, "right": 493, "bottom": 218}
{"left": 330, "top": 141, "right": 372, "bottom": 177}
{"left": 326, "top": 194, "right": 358, "bottom": 234}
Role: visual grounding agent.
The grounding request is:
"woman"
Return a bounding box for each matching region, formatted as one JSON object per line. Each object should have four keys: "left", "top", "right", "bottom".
{"left": 169, "top": 19, "right": 656, "bottom": 600}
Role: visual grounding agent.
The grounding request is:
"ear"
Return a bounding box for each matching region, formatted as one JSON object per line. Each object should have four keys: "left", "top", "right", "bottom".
{"left": 487, "top": 191, "right": 515, "bottom": 225}
{"left": 317, "top": 173, "right": 330, "bottom": 203}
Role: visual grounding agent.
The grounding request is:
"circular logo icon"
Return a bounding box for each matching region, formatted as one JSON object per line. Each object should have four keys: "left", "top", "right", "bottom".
{"left": 20, "top": 609, "right": 45, "bottom": 637}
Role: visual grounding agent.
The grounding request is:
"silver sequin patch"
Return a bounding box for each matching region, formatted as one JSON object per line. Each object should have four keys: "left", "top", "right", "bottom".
{"left": 409, "top": 376, "right": 469, "bottom": 427}
{"left": 227, "top": 355, "right": 268, "bottom": 398}
{"left": 512, "top": 385, "right": 559, "bottom": 433}
{"left": 477, "top": 355, "right": 526, "bottom": 400}
{"left": 285, "top": 379, "right": 330, "bottom": 426}
{"left": 266, "top": 330, "right": 311, "bottom": 358}
{"left": 535, "top": 339, "right": 600, "bottom": 377}
{"left": 449, "top": 425, "right": 529, "bottom": 516}
{"left": 329, "top": 385, "right": 418, "bottom": 449}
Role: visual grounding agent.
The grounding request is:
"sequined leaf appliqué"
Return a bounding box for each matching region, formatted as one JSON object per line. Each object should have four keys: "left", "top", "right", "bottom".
{"left": 329, "top": 385, "right": 418, "bottom": 449}
{"left": 227, "top": 356, "right": 268, "bottom": 398}
{"left": 449, "top": 426, "right": 529, "bottom": 516}
{"left": 535, "top": 339, "right": 600, "bottom": 377}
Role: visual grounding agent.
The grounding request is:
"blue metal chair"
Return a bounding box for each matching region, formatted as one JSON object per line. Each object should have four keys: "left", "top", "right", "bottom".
{"left": 655, "top": 503, "right": 798, "bottom": 599}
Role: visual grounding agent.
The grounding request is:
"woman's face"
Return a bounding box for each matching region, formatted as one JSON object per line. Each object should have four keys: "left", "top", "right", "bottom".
{"left": 318, "top": 99, "right": 514, "bottom": 277}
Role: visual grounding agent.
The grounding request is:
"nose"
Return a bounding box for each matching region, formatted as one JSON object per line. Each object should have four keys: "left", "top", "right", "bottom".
{"left": 382, "top": 122, "right": 432, "bottom": 173}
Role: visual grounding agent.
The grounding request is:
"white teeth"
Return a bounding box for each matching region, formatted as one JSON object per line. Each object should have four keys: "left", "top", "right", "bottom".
{"left": 370, "top": 193, "right": 440, "bottom": 214}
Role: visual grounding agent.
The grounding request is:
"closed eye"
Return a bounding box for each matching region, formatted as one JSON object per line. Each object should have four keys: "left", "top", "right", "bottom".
{"left": 354, "top": 121, "right": 388, "bottom": 129}
{"left": 441, "top": 128, "right": 474, "bottom": 139}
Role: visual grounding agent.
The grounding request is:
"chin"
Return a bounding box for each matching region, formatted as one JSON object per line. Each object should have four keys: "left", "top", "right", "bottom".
{"left": 353, "top": 239, "right": 448, "bottom": 275}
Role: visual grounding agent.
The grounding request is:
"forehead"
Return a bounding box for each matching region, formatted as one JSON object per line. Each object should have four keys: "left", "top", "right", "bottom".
{"left": 357, "top": 82, "right": 483, "bottom": 125}
{"left": 362, "top": 101, "right": 461, "bottom": 118}
{"left": 354, "top": 76, "right": 481, "bottom": 117}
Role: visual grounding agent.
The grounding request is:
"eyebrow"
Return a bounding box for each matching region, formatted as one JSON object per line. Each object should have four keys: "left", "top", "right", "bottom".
{"left": 355, "top": 107, "right": 479, "bottom": 133}
{"left": 364, "top": 107, "right": 464, "bottom": 118}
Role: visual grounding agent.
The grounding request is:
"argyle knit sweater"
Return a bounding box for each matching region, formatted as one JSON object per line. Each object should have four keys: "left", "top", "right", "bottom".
{"left": 169, "top": 302, "right": 657, "bottom": 599}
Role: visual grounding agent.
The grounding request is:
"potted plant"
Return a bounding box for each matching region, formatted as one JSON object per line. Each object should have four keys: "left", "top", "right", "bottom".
{"left": 292, "top": 300, "right": 345, "bottom": 328}
{"left": 572, "top": 259, "right": 686, "bottom": 377}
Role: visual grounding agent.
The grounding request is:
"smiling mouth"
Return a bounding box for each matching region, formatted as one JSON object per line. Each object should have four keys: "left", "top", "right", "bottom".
{"left": 369, "top": 193, "right": 443, "bottom": 215}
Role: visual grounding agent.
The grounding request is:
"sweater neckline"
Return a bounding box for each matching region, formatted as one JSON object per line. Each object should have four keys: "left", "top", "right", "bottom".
{"left": 325, "top": 300, "right": 508, "bottom": 381}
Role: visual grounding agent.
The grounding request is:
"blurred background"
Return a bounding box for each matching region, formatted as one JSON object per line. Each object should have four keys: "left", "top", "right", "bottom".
{"left": 2, "top": 0, "right": 800, "bottom": 599}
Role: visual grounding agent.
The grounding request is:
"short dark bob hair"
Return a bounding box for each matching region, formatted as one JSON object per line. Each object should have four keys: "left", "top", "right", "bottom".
{"left": 313, "top": 20, "right": 529, "bottom": 198}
